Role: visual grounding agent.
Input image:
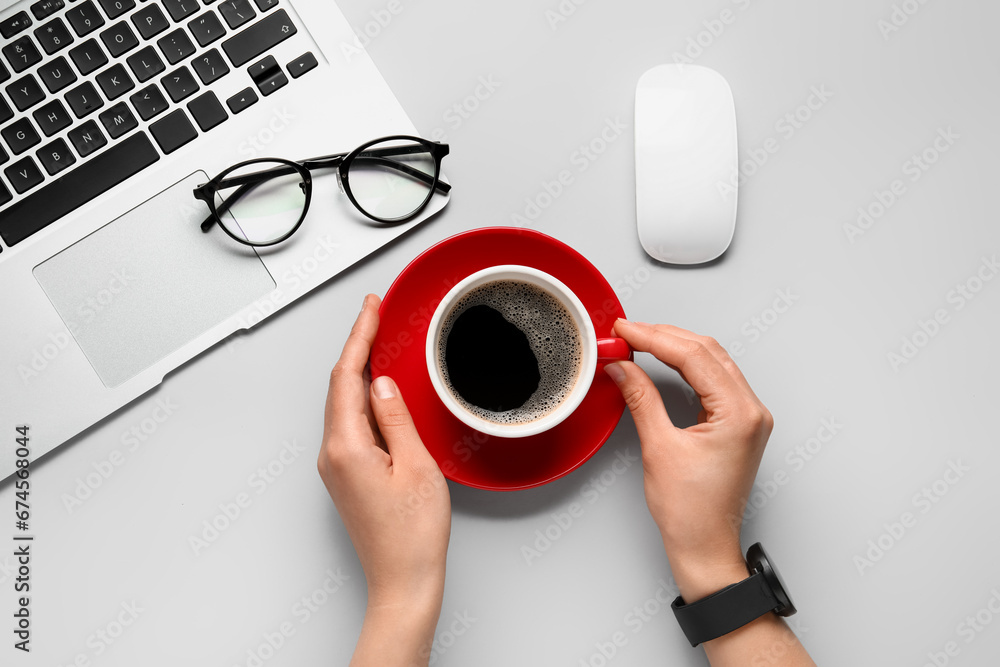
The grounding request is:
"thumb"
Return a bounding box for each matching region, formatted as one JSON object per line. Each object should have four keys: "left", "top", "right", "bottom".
{"left": 370, "top": 375, "right": 432, "bottom": 464}
{"left": 604, "top": 361, "right": 675, "bottom": 445}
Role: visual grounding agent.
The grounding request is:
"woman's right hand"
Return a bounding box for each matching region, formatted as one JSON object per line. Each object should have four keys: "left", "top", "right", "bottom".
{"left": 604, "top": 320, "right": 774, "bottom": 601}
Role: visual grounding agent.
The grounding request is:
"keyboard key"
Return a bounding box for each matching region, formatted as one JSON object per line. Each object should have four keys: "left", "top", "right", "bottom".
{"left": 252, "top": 0, "right": 278, "bottom": 12}
{"left": 0, "top": 98, "right": 12, "bottom": 124}
{"left": 6, "top": 75, "right": 45, "bottom": 111}
{"left": 188, "top": 11, "right": 225, "bottom": 46}
{"left": 32, "top": 99, "right": 73, "bottom": 135}
{"left": 256, "top": 68, "right": 285, "bottom": 95}
{"left": 0, "top": 61, "right": 8, "bottom": 85}
{"left": 248, "top": 54, "right": 285, "bottom": 96}
{"left": 192, "top": 47, "right": 228, "bottom": 84}
{"left": 97, "top": 0, "right": 135, "bottom": 20}
{"left": 161, "top": 65, "right": 198, "bottom": 101}
{"left": 0, "top": 132, "right": 159, "bottom": 246}
{"left": 132, "top": 4, "right": 169, "bottom": 39}
{"left": 34, "top": 18, "right": 74, "bottom": 55}
{"left": 37, "top": 137, "right": 75, "bottom": 175}
{"left": 149, "top": 108, "right": 196, "bottom": 154}
{"left": 3, "top": 36, "right": 43, "bottom": 73}
{"left": 2, "top": 118, "right": 41, "bottom": 154}
{"left": 157, "top": 28, "right": 195, "bottom": 64}
{"left": 4, "top": 156, "right": 44, "bottom": 194}
{"left": 222, "top": 9, "right": 295, "bottom": 67}
{"left": 98, "top": 101, "right": 137, "bottom": 138}
{"left": 287, "top": 51, "right": 315, "bottom": 78}
{"left": 95, "top": 63, "right": 134, "bottom": 99}
{"left": 217, "top": 0, "right": 254, "bottom": 29}
{"left": 0, "top": 144, "right": 7, "bottom": 166}
{"left": 37, "top": 56, "right": 78, "bottom": 93}
{"left": 100, "top": 21, "right": 139, "bottom": 57}
{"left": 1, "top": 12, "right": 33, "bottom": 40}
{"left": 67, "top": 119, "right": 106, "bottom": 156}
{"left": 225, "top": 86, "right": 256, "bottom": 113}
{"left": 65, "top": 80, "right": 104, "bottom": 117}
{"left": 130, "top": 84, "right": 168, "bottom": 119}
{"left": 0, "top": 182, "right": 10, "bottom": 207}
{"left": 69, "top": 38, "right": 108, "bottom": 74}
{"left": 186, "top": 90, "right": 225, "bottom": 130}
{"left": 30, "top": 0, "right": 63, "bottom": 21}
{"left": 162, "top": 0, "right": 199, "bottom": 22}
{"left": 66, "top": 1, "right": 105, "bottom": 37}
{"left": 127, "top": 46, "right": 165, "bottom": 82}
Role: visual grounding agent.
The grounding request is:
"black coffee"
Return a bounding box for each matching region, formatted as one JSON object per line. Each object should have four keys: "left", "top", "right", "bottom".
{"left": 437, "top": 280, "right": 582, "bottom": 424}
{"left": 445, "top": 305, "right": 540, "bottom": 412}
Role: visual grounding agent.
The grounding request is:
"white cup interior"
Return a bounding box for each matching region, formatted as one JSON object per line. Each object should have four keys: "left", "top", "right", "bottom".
{"left": 425, "top": 265, "right": 598, "bottom": 438}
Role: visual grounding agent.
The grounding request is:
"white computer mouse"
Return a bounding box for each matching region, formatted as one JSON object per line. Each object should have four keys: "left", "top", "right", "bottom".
{"left": 635, "top": 64, "right": 738, "bottom": 265}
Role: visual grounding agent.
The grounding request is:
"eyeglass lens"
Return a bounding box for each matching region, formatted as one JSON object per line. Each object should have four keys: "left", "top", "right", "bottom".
{"left": 215, "top": 161, "right": 308, "bottom": 246}
{"left": 346, "top": 138, "right": 438, "bottom": 221}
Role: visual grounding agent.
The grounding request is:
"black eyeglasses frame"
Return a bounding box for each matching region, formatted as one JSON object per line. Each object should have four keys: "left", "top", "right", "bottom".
{"left": 192, "top": 135, "right": 451, "bottom": 247}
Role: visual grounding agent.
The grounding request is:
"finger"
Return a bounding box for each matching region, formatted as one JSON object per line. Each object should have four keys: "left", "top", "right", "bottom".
{"left": 326, "top": 294, "right": 381, "bottom": 436}
{"left": 604, "top": 361, "right": 675, "bottom": 447}
{"left": 638, "top": 324, "right": 761, "bottom": 404}
{"left": 612, "top": 319, "right": 742, "bottom": 409}
{"left": 369, "top": 376, "right": 433, "bottom": 467}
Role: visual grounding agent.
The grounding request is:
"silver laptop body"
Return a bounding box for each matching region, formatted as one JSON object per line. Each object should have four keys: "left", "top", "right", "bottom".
{"left": 0, "top": 0, "right": 449, "bottom": 478}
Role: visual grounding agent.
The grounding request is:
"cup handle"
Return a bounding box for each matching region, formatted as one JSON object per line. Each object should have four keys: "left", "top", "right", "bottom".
{"left": 597, "top": 337, "right": 632, "bottom": 362}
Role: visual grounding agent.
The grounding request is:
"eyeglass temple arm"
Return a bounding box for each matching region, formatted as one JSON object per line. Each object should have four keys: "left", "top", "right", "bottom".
{"left": 303, "top": 148, "right": 452, "bottom": 194}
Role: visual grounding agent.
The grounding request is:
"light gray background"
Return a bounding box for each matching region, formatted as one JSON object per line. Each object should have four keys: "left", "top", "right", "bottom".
{"left": 4, "top": 0, "right": 1000, "bottom": 665}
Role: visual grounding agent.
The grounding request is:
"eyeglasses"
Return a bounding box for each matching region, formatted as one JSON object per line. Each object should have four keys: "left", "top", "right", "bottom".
{"left": 193, "top": 135, "right": 451, "bottom": 247}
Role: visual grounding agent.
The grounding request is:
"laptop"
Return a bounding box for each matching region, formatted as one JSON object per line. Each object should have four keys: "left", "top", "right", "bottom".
{"left": 0, "top": 0, "right": 450, "bottom": 479}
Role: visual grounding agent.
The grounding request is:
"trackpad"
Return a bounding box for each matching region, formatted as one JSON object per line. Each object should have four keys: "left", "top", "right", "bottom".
{"left": 33, "top": 172, "right": 276, "bottom": 388}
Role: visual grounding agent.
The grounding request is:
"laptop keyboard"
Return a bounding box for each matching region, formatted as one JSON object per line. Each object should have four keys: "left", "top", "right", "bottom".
{"left": 0, "top": 0, "right": 317, "bottom": 250}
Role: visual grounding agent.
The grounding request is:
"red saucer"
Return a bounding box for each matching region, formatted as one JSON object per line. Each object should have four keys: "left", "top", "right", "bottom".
{"left": 372, "top": 227, "right": 629, "bottom": 491}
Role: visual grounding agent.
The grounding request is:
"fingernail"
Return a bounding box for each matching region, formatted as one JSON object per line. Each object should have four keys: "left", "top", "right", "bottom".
{"left": 604, "top": 363, "right": 626, "bottom": 383}
{"left": 373, "top": 375, "right": 396, "bottom": 399}
{"left": 360, "top": 294, "right": 369, "bottom": 313}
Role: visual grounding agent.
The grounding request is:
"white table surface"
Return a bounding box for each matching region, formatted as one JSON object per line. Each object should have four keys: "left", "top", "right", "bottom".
{"left": 4, "top": 0, "right": 1000, "bottom": 665}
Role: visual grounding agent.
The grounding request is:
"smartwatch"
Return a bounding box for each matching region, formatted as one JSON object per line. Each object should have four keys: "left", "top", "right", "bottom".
{"left": 671, "top": 543, "right": 796, "bottom": 647}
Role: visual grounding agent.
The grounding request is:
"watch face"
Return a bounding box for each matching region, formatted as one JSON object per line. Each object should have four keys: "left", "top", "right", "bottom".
{"left": 747, "top": 543, "right": 797, "bottom": 617}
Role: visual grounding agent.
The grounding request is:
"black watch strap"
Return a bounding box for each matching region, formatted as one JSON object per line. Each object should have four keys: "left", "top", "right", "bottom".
{"left": 671, "top": 571, "right": 779, "bottom": 647}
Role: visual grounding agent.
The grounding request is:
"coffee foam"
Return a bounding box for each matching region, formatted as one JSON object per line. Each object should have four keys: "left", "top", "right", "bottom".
{"left": 437, "top": 280, "right": 582, "bottom": 424}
